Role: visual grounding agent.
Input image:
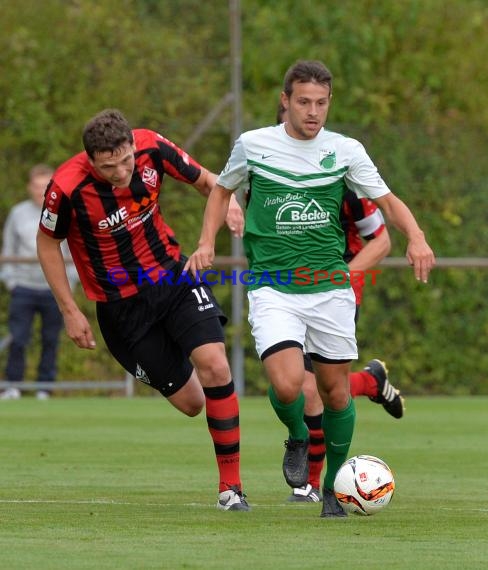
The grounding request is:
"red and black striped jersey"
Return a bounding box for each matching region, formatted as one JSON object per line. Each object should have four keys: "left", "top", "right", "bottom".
{"left": 39, "top": 129, "right": 201, "bottom": 302}
{"left": 341, "top": 189, "right": 386, "bottom": 304}
{"left": 341, "top": 189, "right": 386, "bottom": 261}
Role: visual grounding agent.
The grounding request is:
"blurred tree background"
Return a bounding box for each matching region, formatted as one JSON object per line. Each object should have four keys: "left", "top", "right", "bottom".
{"left": 1, "top": 0, "right": 487, "bottom": 394}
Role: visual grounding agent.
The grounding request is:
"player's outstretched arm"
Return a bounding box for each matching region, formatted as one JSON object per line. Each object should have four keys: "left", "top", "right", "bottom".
{"left": 192, "top": 168, "right": 243, "bottom": 237}
{"left": 374, "top": 193, "right": 435, "bottom": 283}
{"left": 184, "top": 184, "right": 233, "bottom": 276}
{"left": 36, "top": 230, "right": 96, "bottom": 350}
{"left": 225, "top": 193, "right": 244, "bottom": 238}
{"left": 348, "top": 226, "right": 391, "bottom": 272}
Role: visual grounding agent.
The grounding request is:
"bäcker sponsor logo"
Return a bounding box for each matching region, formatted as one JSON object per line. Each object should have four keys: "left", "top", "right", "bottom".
{"left": 106, "top": 267, "right": 381, "bottom": 287}
{"left": 275, "top": 198, "right": 330, "bottom": 235}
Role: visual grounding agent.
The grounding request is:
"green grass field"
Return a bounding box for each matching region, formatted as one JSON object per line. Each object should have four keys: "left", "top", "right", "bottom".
{"left": 0, "top": 396, "right": 487, "bottom": 569}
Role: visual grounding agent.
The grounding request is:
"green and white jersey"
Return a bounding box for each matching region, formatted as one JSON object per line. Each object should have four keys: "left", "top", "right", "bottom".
{"left": 217, "top": 123, "right": 390, "bottom": 293}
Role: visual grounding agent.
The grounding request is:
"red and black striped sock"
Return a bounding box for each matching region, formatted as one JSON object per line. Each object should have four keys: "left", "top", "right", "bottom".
{"left": 349, "top": 370, "right": 378, "bottom": 398}
{"left": 304, "top": 413, "right": 325, "bottom": 490}
{"left": 203, "top": 380, "right": 241, "bottom": 493}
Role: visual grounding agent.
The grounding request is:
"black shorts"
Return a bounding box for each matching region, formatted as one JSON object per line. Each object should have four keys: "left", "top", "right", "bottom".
{"left": 96, "top": 266, "right": 227, "bottom": 397}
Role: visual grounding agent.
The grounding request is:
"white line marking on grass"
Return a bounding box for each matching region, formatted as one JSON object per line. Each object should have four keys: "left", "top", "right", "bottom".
{"left": 0, "top": 499, "right": 294, "bottom": 508}
{"left": 439, "top": 506, "right": 488, "bottom": 512}
{"left": 0, "top": 499, "right": 205, "bottom": 507}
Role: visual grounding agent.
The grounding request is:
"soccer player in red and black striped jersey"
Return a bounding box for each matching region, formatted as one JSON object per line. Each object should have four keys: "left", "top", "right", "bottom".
{"left": 36, "top": 108, "right": 249, "bottom": 511}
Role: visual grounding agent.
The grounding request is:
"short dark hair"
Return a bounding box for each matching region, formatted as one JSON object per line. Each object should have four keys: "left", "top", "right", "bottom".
{"left": 82, "top": 109, "right": 134, "bottom": 159}
{"left": 283, "top": 60, "right": 333, "bottom": 97}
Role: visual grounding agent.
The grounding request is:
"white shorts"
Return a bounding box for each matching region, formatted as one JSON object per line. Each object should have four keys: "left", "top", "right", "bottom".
{"left": 247, "top": 287, "right": 358, "bottom": 361}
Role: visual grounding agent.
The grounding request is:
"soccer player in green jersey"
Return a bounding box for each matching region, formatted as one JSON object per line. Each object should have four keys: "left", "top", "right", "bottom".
{"left": 186, "top": 60, "right": 435, "bottom": 517}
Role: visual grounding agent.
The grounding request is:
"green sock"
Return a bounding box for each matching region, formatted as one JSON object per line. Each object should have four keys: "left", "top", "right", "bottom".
{"left": 323, "top": 397, "right": 356, "bottom": 490}
{"left": 268, "top": 386, "right": 309, "bottom": 441}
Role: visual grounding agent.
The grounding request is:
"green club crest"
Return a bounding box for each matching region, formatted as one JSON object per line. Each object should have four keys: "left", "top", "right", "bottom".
{"left": 320, "top": 149, "right": 336, "bottom": 170}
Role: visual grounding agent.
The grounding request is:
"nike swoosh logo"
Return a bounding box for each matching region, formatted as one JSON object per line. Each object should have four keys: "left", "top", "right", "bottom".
{"left": 330, "top": 441, "right": 351, "bottom": 448}
{"left": 261, "top": 154, "right": 273, "bottom": 159}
